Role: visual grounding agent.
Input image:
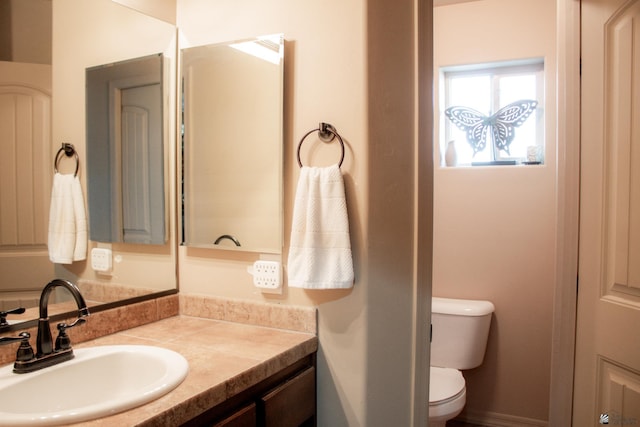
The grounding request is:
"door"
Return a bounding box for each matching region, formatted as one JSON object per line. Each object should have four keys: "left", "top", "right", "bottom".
{"left": 120, "top": 83, "right": 163, "bottom": 244}
{"left": 574, "top": 0, "right": 640, "bottom": 425}
{"left": 0, "top": 62, "right": 53, "bottom": 303}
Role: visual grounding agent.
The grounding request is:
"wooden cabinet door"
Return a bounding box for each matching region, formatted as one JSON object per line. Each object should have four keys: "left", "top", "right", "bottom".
{"left": 213, "top": 402, "right": 256, "bottom": 427}
{"left": 261, "top": 367, "right": 315, "bottom": 427}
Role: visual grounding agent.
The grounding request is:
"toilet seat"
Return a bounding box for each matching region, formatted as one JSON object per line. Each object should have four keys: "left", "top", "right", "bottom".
{"left": 429, "top": 366, "right": 465, "bottom": 404}
{"left": 429, "top": 366, "right": 466, "bottom": 425}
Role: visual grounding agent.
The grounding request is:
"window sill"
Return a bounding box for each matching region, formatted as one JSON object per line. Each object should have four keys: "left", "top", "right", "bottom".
{"left": 471, "top": 160, "right": 518, "bottom": 166}
{"left": 440, "top": 160, "right": 545, "bottom": 169}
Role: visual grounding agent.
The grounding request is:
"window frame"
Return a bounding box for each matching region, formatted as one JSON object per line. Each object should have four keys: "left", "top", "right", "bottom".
{"left": 440, "top": 58, "right": 545, "bottom": 166}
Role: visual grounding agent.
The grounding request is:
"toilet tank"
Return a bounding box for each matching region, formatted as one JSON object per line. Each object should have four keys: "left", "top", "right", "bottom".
{"left": 431, "top": 297, "right": 495, "bottom": 370}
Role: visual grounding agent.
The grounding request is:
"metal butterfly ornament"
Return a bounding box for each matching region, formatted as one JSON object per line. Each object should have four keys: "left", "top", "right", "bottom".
{"left": 445, "top": 99, "right": 538, "bottom": 156}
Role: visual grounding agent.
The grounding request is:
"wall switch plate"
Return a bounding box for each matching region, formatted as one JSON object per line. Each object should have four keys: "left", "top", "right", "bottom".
{"left": 252, "top": 260, "right": 282, "bottom": 294}
{"left": 91, "top": 248, "right": 112, "bottom": 273}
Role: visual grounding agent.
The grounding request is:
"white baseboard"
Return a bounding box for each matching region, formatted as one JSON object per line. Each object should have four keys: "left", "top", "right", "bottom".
{"left": 457, "top": 410, "right": 548, "bottom": 427}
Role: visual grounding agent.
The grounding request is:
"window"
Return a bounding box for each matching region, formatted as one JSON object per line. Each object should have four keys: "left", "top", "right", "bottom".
{"left": 440, "top": 59, "right": 545, "bottom": 166}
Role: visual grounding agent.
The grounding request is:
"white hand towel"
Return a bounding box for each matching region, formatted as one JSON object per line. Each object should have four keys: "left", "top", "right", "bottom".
{"left": 288, "top": 165, "right": 354, "bottom": 289}
{"left": 48, "top": 173, "right": 87, "bottom": 264}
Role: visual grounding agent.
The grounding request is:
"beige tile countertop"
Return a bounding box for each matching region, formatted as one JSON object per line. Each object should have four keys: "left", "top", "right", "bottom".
{"left": 64, "top": 315, "right": 318, "bottom": 426}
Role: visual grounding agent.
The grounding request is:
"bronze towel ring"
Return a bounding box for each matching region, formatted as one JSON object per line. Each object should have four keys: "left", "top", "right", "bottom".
{"left": 296, "top": 122, "right": 345, "bottom": 168}
{"left": 54, "top": 143, "right": 79, "bottom": 177}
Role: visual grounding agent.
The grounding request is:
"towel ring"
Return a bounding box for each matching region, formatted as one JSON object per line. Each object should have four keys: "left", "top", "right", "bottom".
{"left": 297, "top": 122, "right": 345, "bottom": 168}
{"left": 54, "top": 143, "right": 79, "bottom": 177}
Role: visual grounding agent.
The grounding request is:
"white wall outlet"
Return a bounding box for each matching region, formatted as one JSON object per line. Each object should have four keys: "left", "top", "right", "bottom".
{"left": 91, "top": 248, "right": 112, "bottom": 273}
{"left": 252, "top": 260, "right": 282, "bottom": 294}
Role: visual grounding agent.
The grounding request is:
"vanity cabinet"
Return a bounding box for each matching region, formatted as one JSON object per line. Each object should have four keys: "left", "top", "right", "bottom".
{"left": 182, "top": 354, "right": 316, "bottom": 427}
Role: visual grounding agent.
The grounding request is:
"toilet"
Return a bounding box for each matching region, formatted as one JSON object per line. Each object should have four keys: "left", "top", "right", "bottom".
{"left": 429, "top": 297, "right": 495, "bottom": 427}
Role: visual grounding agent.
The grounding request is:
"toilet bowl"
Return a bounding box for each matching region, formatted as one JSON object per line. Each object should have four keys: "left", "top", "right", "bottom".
{"left": 429, "top": 366, "right": 466, "bottom": 427}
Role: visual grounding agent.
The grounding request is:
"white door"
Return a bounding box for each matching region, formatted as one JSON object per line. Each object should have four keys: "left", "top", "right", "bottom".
{"left": 574, "top": 0, "right": 640, "bottom": 425}
{"left": 0, "top": 62, "right": 53, "bottom": 302}
{"left": 120, "top": 83, "right": 163, "bottom": 244}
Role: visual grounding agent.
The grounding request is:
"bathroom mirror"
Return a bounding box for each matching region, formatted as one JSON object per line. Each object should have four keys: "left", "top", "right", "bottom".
{"left": 86, "top": 53, "right": 166, "bottom": 244}
{"left": 0, "top": 0, "right": 177, "bottom": 332}
{"left": 181, "top": 35, "right": 284, "bottom": 253}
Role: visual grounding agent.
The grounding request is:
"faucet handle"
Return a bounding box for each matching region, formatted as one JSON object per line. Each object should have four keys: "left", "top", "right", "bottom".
{"left": 15, "top": 332, "right": 35, "bottom": 362}
{"left": 0, "top": 331, "right": 29, "bottom": 345}
{"left": 55, "top": 318, "right": 86, "bottom": 351}
{"left": 0, "top": 332, "right": 34, "bottom": 362}
{"left": 0, "top": 307, "right": 26, "bottom": 327}
{"left": 58, "top": 317, "right": 87, "bottom": 330}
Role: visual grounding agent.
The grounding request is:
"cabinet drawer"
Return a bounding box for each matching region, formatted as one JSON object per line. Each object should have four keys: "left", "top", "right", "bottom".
{"left": 261, "top": 367, "right": 315, "bottom": 427}
{"left": 213, "top": 402, "right": 256, "bottom": 427}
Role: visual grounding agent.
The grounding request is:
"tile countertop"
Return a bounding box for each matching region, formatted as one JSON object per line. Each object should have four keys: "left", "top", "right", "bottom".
{"left": 65, "top": 315, "right": 318, "bottom": 426}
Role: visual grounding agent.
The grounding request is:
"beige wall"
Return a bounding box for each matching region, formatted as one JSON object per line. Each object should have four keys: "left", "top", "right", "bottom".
{"left": 0, "top": 0, "right": 51, "bottom": 64}
{"left": 433, "top": 0, "right": 557, "bottom": 423}
{"left": 112, "top": 0, "right": 176, "bottom": 24}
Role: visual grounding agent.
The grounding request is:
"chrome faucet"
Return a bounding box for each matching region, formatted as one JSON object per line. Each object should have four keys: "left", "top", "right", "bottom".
{"left": 9, "top": 279, "right": 90, "bottom": 374}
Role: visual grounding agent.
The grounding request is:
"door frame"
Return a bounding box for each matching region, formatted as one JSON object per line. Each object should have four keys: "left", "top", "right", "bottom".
{"left": 548, "top": 0, "right": 581, "bottom": 425}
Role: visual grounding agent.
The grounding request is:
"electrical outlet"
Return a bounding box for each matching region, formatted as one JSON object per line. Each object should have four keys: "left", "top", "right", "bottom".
{"left": 91, "top": 248, "right": 112, "bottom": 273}
{"left": 252, "top": 260, "right": 282, "bottom": 294}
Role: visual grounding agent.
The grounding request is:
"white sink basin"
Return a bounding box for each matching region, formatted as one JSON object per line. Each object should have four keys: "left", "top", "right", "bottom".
{"left": 0, "top": 345, "right": 189, "bottom": 426}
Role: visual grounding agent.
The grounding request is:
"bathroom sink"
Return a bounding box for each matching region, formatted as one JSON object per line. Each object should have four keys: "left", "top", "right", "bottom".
{"left": 0, "top": 345, "right": 189, "bottom": 426}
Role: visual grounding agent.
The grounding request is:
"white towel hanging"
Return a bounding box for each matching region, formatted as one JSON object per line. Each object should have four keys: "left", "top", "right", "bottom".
{"left": 287, "top": 165, "right": 354, "bottom": 289}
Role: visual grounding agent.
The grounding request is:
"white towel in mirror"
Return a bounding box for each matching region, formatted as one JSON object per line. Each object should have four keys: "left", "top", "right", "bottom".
{"left": 48, "top": 173, "right": 87, "bottom": 264}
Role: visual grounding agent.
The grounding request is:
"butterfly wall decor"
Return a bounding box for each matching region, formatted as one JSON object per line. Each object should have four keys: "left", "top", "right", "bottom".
{"left": 445, "top": 99, "right": 538, "bottom": 156}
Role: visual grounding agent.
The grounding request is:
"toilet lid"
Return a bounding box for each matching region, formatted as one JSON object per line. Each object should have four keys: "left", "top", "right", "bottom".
{"left": 429, "top": 366, "right": 465, "bottom": 403}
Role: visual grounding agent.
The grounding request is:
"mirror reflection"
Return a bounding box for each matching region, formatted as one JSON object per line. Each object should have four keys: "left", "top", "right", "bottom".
{"left": 86, "top": 53, "right": 167, "bottom": 244}
{"left": 181, "top": 35, "right": 284, "bottom": 253}
{"left": 0, "top": 0, "right": 55, "bottom": 321}
{"left": 0, "top": 0, "right": 177, "bottom": 332}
